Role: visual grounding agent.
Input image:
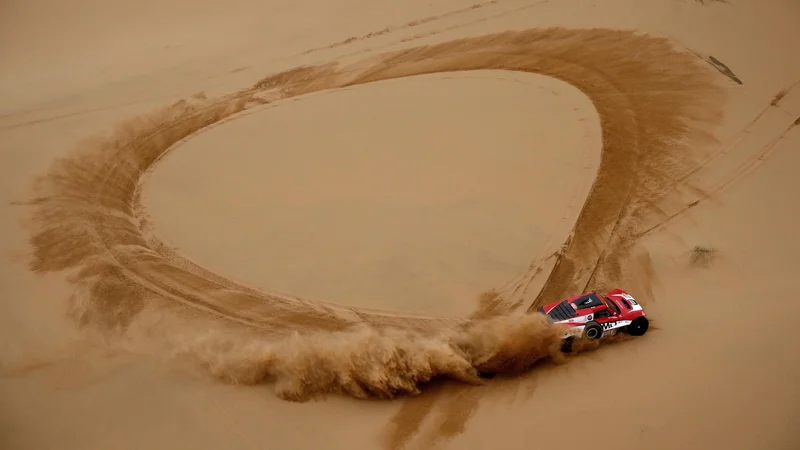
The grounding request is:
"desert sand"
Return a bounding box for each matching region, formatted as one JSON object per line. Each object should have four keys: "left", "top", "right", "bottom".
{"left": 1, "top": 0, "right": 799, "bottom": 449}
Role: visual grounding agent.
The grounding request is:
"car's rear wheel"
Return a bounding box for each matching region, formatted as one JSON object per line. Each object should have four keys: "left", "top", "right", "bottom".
{"left": 583, "top": 321, "right": 603, "bottom": 340}
{"left": 561, "top": 336, "right": 575, "bottom": 353}
{"left": 626, "top": 317, "right": 649, "bottom": 336}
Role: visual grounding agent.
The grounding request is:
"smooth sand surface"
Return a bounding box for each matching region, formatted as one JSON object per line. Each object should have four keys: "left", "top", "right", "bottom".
{"left": 142, "top": 71, "right": 600, "bottom": 316}
{"left": 2, "top": 0, "right": 800, "bottom": 449}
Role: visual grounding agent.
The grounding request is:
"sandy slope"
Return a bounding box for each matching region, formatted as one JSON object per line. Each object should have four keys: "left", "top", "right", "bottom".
{"left": 1, "top": 0, "right": 799, "bottom": 449}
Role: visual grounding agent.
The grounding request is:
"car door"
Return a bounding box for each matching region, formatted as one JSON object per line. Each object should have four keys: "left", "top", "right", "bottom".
{"left": 592, "top": 307, "right": 618, "bottom": 331}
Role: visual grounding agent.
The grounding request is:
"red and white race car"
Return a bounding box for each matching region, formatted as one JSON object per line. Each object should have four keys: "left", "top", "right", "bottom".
{"left": 536, "top": 288, "right": 649, "bottom": 352}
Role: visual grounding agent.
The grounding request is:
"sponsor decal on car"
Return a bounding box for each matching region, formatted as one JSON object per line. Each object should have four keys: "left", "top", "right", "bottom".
{"left": 601, "top": 321, "right": 617, "bottom": 330}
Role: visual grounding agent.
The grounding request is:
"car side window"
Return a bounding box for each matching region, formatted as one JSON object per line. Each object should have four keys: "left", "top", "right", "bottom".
{"left": 595, "top": 309, "right": 611, "bottom": 319}
{"left": 604, "top": 298, "right": 621, "bottom": 315}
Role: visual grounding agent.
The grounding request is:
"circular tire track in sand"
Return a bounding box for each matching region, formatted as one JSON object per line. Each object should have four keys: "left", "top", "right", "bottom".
{"left": 21, "top": 28, "right": 725, "bottom": 401}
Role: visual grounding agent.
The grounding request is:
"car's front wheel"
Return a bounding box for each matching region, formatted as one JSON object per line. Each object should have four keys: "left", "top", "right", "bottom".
{"left": 626, "top": 317, "right": 649, "bottom": 336}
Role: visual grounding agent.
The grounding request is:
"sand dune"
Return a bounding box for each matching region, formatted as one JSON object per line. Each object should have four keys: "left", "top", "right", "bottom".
{"left": 2, "top": 0, "right": 799, "bottom": 449}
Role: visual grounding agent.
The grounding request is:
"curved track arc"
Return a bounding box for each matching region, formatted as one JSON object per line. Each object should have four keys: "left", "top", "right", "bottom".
{"left": 139, "top": 69, "right": 600, "bottom": 317}
{"left": 23, "top": 27, "right": 726, "bottom": 337}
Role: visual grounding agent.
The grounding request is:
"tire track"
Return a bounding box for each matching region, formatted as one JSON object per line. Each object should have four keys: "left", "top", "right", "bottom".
{"left": 635, "top": 115, "right": 800, "bottom": 239}
{"left": 629, "top": 81, "right": 800, "bottom": 240}
{"left": 472, "top": 75, "right": 599, "bottom": 319}
{"left": 301, "top": 0, "right": 504, "bottom": 56}
{"left": 641, "top": 80, "right": 799, "bottom": 211}
{"left": 1, "top": 0, "right": 546, "bottom": 131}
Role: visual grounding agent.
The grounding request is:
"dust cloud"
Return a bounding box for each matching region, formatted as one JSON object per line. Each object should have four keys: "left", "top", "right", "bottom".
{"left": 121, "top": 304, "right": 570, "bottom": 402}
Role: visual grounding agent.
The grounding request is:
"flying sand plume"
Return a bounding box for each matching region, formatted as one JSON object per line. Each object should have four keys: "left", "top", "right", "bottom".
{"left": 119, "top": 304, "right": 572, "bottom": 402}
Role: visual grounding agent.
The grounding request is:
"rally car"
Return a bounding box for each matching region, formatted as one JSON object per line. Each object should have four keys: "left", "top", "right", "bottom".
{"left": 536, "top": 288, "right": 649, "bottom": 353}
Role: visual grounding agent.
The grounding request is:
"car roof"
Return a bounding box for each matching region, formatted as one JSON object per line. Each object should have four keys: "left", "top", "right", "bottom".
{"left": 571, "top": 292, "right": 605, "bottom": 310}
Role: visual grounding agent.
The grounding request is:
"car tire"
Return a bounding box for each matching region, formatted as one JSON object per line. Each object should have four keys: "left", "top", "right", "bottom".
{"left": 583, "top": 321, "right": 603, "bottom": 340}
{"left": 626, "top": 317, "right": 649, "bottom": 336}
{"left": 561, "top": 336, "right": 575, "bottom": 354}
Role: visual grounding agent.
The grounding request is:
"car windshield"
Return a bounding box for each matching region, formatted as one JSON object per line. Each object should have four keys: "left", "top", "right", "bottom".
{"left": 604, "top": 297, "right": 621, "bottom": 315}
